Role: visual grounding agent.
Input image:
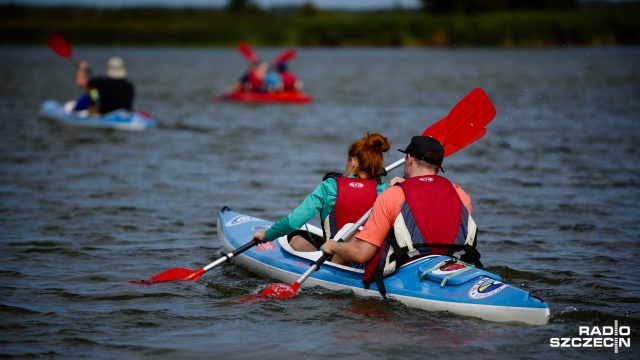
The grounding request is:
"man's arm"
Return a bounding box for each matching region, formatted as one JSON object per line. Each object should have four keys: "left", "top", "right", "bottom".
{"left": 75, "top": 61, "right": 90, "bottom": 88}
{"left": 322, "top": 238, "right": 378, "bottom": 264}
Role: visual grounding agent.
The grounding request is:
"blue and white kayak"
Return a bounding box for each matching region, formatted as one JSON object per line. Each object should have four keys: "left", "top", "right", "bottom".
{"left": 40, "top": 100, "right": 156, "bottom": 131}
{"left": 216, "top": 206, "right": 550, "bottom": 325}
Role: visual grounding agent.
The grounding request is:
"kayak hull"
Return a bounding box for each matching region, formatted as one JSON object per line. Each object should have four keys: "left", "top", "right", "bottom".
{"left": 216, "top": 206, "right": 550, "bottom": 325}
{"left": 40, "top": 100, "right": 156, "bottom": 131}
{"left": 216, "top": 90, "right": 312, "bottom": 104}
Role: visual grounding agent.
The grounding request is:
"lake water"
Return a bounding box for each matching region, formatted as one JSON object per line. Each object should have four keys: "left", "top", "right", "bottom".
{"left": 0, "top": 46, "right": 639, "bottom": 359}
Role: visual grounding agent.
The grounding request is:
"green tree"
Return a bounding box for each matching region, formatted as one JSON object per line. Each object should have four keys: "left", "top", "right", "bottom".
{"left": 420, "top": 0, "right": 577, "bottom": 14}
{"left": 299, "top": 2, "right": 320, "bottom": 17}
{"left": 226, "top": 0, "right": 260, "bottom": 13}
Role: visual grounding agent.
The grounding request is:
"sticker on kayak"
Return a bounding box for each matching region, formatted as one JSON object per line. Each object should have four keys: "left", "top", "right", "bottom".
{"left": 226, "top": 215, "right": 263, "bottom": 227}
{"left": 431, "top": 262, "right": 467, "bottom": 275}
{"left": 256, "top": 242, "right": 276, "bottom": 251}
{"left": 468, "top": 277, "right": 508, "bottom": 299}
{"left": 250, "top": 224, "right": 271, "bottom": 232}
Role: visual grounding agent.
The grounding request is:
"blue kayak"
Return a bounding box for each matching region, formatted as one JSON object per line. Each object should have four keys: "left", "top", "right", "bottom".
{"left": 40, "top": 100, "right": 156, "bottom": 131}
{"left": 216, "top": 206, "right": 550, "bottom": 325}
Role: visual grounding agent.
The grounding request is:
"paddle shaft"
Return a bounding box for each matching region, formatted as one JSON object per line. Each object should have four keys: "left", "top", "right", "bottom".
{"left": 293, "top": 208, "right": 373, "bottom": 287}
{"left": 203, "top": 239, "right": 259, "bottom": 272}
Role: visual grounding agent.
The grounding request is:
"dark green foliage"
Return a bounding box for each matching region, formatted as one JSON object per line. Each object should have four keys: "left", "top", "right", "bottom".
{"left": 0, "top": 4, "right": 638, "bottom": 47}
{"left": 420, "top": 0, "right": 578, "bottom": 14}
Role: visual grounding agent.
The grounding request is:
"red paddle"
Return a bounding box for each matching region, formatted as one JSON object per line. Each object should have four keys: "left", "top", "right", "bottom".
{"left": 237, "top": 42, "right": 296, "bottom": 65}
{"left": 132, "top": 239, "right": 260, "bottom": 284}
{"left": 47, "top": 33, "right": 93, "bottom": 76}
{"left": 47, "top": 34, "right": 73, "bottom": 58}
{"left": 259, "top": 88, "right": 496, "bottom": 299}
{"left": 237, "top": 42, "right": 259, "bottom": 63}
{"left": 424, "top": 88, "right": 496, "bottom": 157}
{"left": 273, "top": 49, "right": 296, "bottom": 64}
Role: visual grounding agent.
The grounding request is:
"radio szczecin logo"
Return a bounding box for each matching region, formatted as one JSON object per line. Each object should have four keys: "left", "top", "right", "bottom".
{"left": 550, "top": 320, "right": 631, "bottom": 354}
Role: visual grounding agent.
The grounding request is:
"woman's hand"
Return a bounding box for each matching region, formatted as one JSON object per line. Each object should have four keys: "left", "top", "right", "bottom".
{"left": 253, "top": 229, "right": 267, "bottom": 242}
{"left": 389, "top": 176, "right": 405, "bottom": 186}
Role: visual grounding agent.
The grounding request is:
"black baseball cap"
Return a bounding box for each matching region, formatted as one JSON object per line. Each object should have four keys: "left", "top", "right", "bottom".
{"left": 398, "top": 136, "right": 445, "bottom": 172}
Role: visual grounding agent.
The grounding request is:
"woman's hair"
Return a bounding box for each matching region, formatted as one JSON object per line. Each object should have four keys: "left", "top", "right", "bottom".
{"left": 348, "top": 133, "right": 391, "bottom": 181}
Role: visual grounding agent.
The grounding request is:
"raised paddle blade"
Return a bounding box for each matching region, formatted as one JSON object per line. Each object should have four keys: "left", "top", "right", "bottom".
{"left": 47, "top": 34, "right": 73, "bottom": 58}
{"left": 423, "top": 115, "right": 446, "bottom": 144}
{"left": 423, "top": 88, "right": 496, "bottom": 157}
{"left": 273, "top": 49, "right": 296, "bottom": 64}
{"left": 445, "top": 88, "right": 496, "bottom": 145}
{"left": 444, "top": 128, "right": 486, "bottom": 157}
{"left": 237, "top": 42, "right": 259, "bottom": 62}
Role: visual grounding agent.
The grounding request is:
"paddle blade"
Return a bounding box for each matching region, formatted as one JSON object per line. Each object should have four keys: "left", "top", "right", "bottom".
{"left": 47, "top": 34, "right": 72, "bottom": 58}
{"left": 444, "top": 88, "right": 496, "bottom": 144}
{"left": 259, "top": 282, "right": 300, "bottom": 299}
{"left": 444, "top": 128, "right": 486, "bottom": 157}
{"left": 422, "top": 116, "right": 446, "bottom": 144}
{"left": 423, "top": 88, "right": 496, "bottom": 156}
{"left": 274, "top": 49, "right": 296, "bottom": 64}
{"left": 237, "top": 42, "right": 259, "bottom": 62}
{"left": 131, "top": 267, "right": 205, "bottom": 284}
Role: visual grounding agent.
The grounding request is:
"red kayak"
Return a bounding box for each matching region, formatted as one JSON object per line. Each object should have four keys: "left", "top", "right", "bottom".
{"left": 215, "top": 90, "right": 312, "bottom": 104}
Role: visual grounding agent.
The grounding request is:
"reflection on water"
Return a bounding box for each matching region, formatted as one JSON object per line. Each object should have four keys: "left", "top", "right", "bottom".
{"left": 0, "top": 46, "right": 639, "bottom": 358}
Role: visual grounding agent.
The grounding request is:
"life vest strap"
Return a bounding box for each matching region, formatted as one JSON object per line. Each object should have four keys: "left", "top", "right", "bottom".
{"left": 389, "top": 243, "right": 483, "bottom": 269}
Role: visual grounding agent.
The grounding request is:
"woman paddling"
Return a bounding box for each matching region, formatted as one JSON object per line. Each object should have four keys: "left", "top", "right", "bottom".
{"left": 253, "top": 133, "right": 392, "bottom": 263}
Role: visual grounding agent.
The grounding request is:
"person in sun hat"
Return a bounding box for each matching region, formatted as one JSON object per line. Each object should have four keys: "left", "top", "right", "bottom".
{"left": 322, "top": 136, "right": 481, "bottom": 297}
{"left": 73, "top": 57, "right": 135, "bottom": 115}
{"left": 253, "top": 133, "right": 393, "bottom": 263}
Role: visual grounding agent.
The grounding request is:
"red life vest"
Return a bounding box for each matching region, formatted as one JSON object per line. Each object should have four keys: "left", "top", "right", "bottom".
{"left": 247, "top": 70, "right": 264, "bottom": 91}
{"left": 323, "top": 177, "right": 378, "bottom": 241}
{"left": 280, "top": 71, "right": 297, "bottom": 91}
{"left": 362, "top": 176, "right": 479, "bottom": 295}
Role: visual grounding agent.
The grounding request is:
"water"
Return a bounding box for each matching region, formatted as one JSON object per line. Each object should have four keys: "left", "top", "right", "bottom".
{"left": 1, "top": 46, "right": 639, "bottom": 359}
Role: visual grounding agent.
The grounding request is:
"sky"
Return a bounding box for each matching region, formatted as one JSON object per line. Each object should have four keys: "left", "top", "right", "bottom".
{"left": 1, "top": 0, "right": 422, "bottom": 10}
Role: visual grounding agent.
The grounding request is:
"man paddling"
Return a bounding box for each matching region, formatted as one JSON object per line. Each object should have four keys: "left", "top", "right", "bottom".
{"left": 322, "top": 136, "right": 480, "bottom": 296}
{"left": 74, "top": 57, "right": 135, "bottom": 114}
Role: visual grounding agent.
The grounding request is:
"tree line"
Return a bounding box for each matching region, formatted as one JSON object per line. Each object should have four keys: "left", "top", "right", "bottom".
{"left": 0, "top": 2, "right": 638, "bottom": 47}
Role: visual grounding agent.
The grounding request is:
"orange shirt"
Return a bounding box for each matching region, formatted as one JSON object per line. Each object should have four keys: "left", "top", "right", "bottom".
{"left": 357, "top": 182, "right": 471, "bottom": 248}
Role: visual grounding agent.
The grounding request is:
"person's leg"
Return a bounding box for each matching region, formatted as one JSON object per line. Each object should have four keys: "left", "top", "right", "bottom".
{"left": 290, "top": 235, "right": 318, "bottom": 252}
{"left": 73, "top": 94, "right": 91, "bottom": 110}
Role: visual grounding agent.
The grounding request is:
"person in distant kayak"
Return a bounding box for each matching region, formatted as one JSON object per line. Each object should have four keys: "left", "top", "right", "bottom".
{"left": 275, "top": 61, "right": 302, "bottom": 92}
{"left": 322, "top": 136, "right": 481, "bottom": 296}
{"left": 263, "top": 64, "right": 283, "bottom": 93}
{"left": 253, "top": 133, "right": 392, "bottom": 261}
{"left": 74, "top": 57, "right": 135, "bottom": 114}
{"left": 225, "top": 61, "right": 271, "bottom": 94}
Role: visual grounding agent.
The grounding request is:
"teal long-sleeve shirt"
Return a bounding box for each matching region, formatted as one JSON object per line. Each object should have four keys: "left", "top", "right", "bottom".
{"left": 264, "top": 176, "right": 389, "bottom": 241}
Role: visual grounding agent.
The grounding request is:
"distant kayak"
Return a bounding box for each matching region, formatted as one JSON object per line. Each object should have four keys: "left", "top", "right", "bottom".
{"left": 40, "top": 100, "right": 156, "bottom": 131}
{"left": 215, "top": 90, "right": 312, "bottom": 104}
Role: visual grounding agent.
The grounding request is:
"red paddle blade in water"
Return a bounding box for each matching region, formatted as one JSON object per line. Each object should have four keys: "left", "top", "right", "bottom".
{"left": 47, "top": 34, "right": 73, "bottom": 58}
{"left": 130, "top": 267, "right": 205, "bottom": 284}
{"left": 259, "top": 282, "right": 300, "bottom": 299}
